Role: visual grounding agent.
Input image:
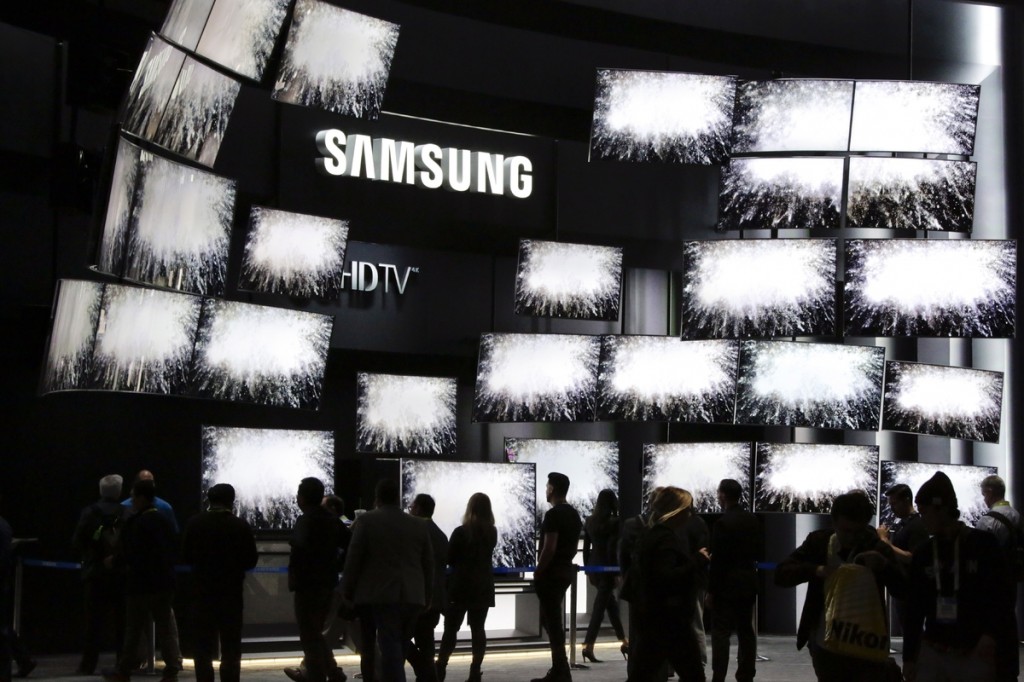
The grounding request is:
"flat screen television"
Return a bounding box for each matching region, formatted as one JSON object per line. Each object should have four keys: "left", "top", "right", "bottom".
{"left": 504, "top": 438, "right": 618, "bottom": 525}
{"left": 239, "top": 206, "right": 349, "bottom": 298}
{"left": 642, "top": 442, "right": 752, "bottom": 513}
{"left": 355, "top": 373, "right": 457, "bottom": 455}
{"left": 190, "top": 299, "right": 334, "bottom": 409}
{"left": 40, "top": 280, "right": 105, "bottom": 393}
{"left": 843, "top": 239, "right": 1016, "bottom": 338}
{"left": 590, "top": 68, "right": 736, "bottom": 164}
{"left": 597, "top": 336, "right": 738, "bottom": 423}
{"left": 201, "top": 426, "right": 334, "bottom": 531}
{"left": 193, "top": 0, "right": 290, "bottom": 80}
{"left": 514, "top": 240, "right": 623, "bottom": 321}
{"left": 882, "top": 361, "right": 1004, "bottom": 443}
{"left": 879, "top": 461, "right": 997, "bottom": 527}
{"left": 846, "top": 157, "right": 977, "bottom": 233}
{"left": 122, "top": 35, "right": 186, "bottom": 143}
{"left": 159, "top": 0, "right": 214, "bottom": 52}
{"left": 679, "top": 239, "right": 837, "bottom": 339}
{"left": 272, "top": 0, "right": 400, "bottom": 119}
{"left": 473, "top": 333, "right": 601, "bottom": 422}
{"left": 731, "top": 79, "right": 854, "bottom": 153}
{"left": 849, "top": 80, "right": 980, "bottom": 156}
{"left": 735, "top": 341, "right": 885, "bottom": 431}
{"left": 754, "top": 442, "right": 879, "bottom": 514}
{"left": 401, "top": 459, "right": 536, "bottom": 569}
{"left": 718, "top": 157, "right": 844, "bottom": 231}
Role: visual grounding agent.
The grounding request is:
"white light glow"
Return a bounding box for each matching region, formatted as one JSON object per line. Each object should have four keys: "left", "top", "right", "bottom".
{"left": 123, "top": 37, "right": 186, "bottom": 140}
{"left": 880, "top": 461, "right": 996, "bottom": 527}
{"left": 755, "top": 443, "right": 878, "bottom": 514}
{"left": 850, "top": 81, "right": 980, "bottom": 155}
{"left": 643, "top": 442, "right": 751, "bottom": 513}
{"left": 733, "top": 80, "right": 854, "bottom": 153}
{"left": 195, "top": 0, "right": 290, "bottom": 80}
{"left": 505, "top": 438, "right": 618, "bottom": 523}
{"left": 160, "top": 0, "right": 214, "bottom": 51}
{"left": 356, "top": 373, "right": 457, "bottom": 454}
{"left": 97, "top": 138, "right": 142, "bottom": 276}
{"left": 515, "top": 240, "right": 622, "bottom": 320}
{"left": 42, "top": 280, "right": 104, "bottom": 392}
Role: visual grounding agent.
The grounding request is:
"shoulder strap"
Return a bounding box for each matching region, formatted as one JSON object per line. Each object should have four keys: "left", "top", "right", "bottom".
{"left": 985, "top": 511, "right": 1022, "bottom": 543}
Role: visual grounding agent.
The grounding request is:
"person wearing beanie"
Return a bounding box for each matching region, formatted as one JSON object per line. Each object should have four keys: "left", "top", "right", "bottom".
{"left": 902, "top": 471, "right": 1011, "bottom": 682}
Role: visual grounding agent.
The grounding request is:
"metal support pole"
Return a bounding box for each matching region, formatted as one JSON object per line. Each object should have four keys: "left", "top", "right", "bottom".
{"left": 13, "top": 556, "right": 24, "bottom": 633}
{"left": 569, "top": 569, "right": 585, "bottom": 668}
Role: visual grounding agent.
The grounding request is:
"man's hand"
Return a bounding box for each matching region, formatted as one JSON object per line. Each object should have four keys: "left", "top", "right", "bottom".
{"left": 698, "top": 547, "right": 711, "bottom": 562}
{"left": 876, "top": 525, "right": 890, "bottom": 542}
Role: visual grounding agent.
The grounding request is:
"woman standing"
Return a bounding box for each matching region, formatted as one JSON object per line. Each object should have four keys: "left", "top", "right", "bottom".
{"left": 581, "top": 489, "right": 626, "bottom": 662}
{"left": 628, "top": 486, "right": 705, "bottom": 682}
{"left": 435, "top": 493, "right": 498, "bottom": 682}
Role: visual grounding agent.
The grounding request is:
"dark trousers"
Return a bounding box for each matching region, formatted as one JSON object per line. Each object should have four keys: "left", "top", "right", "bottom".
{"left": 80, "top": 576, "right": 125, "bottom": 673}
{"left": 584, "top": 580, "right": 625, "bottom": 644}
{"left": 710, "top": 596, "right": 756, "bottom": 682}
{"left": 629, "top": 614, "right": 705, "bottom": 682}
{"left": 357, "top": 608, "right": 379, "bottom": 682}
{"left": 371, "top": 603, "right": 421, "bottom": 682}
{"left": 437, "top": 605, "right": 489, "bottom": 674}
{"left": 808, "top": 643, "right": 886, "bottom": 682}
{"left": 406, "top": 608, "right": 440, "bottom": 682}
{"left": 535, "top": 566, "right": 575, "bottom": 674}
{"left": 193, "top": 591, "right": 243, "bottom": 682}
{"left": 118, "top": 592, "right": 182, "bottom": 676}
{"left": 295, "top": 589, "right": 338, "bottom": 682}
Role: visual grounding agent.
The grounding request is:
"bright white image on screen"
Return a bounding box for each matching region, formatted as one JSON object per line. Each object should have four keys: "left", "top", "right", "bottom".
{"left": 356, "top": 373, "right": 457, "bottom": 454}
{"left": 97, "top": 138, "right": 143, "bottom": 277}
{"left": 643, "top": 442, "right": 751, "bottom": 513}
{"left": 680, "top": 240, "right": 837, "bottom": 339}
{"left": 474, "top": 333, "right": 601, "bottom": 422}
{"left": 191, "top": 300, "right": 333, "bottom": 409}
{"left": 736, "top": 341, "right": 885, "bottom": 430}
{"left": 505, "top": 438, "right": 618, "bottom": 524}
{"left": 755, "top": 443, "right": 879, "bottom": 514}
{"left": 202, "top": 426, "right": 334, "bottom": 530}
{"left": 849, "top": 81, "right": 980, "bottom": 155}
{"left": 883, "top": 362, "right": 1004, "bottom": 443}
{"left": 122, "top": 36, "right": 186, "bottom": 141}
{"left": 514, "top": 240, "right": 623, "bottom": 321}
{"left": 719, "top": 158, "right": 844, "bottom": 231}
{"left": 846, "top": 157, "right": 977, "bottom": 233}
{"left": 160, "top": 0, "right": 215, "bottom": 51}
{"left": 195, "top": 0, "right": 291, "bottom": 80}
{"left": 272, "top": 0, "right": 399, "bottom": 119}
{"left": 401, "top": 460, "right": 536, "bottom": 569}
{"left": 590, "top": 69, "right": 735, "bottom": 164}
{"left": 732, "top": 79, "right": 854, "bottom": 153}
{"left": 91, "top": 284, "right": 202, "bottom": 394}
{"left": 880, "top": 461, "right": 995, "bottom": 527}
{"left": 239, "top": 207, "right": 349, "bottom": 298}
{"left": 844, "top": 239, "right": 1016, "bottom": 338}
{"left": 41, "top": 280, "right": 104, "bottom": 393}
{"left": 597, "top": 337, "right": 738, "bottom": 423}
{"left": 121, "top": 151, "right": 236, "bottom": 295}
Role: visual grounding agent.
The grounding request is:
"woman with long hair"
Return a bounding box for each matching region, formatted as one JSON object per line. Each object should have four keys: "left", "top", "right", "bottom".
{"left": 435, "top": 493, "right": 498, "bottom": 682}
{"left": 581, "top": 489, "right": 626, "bottom": 662}
{"left": 628, "top": 486, "right": 705, "bottom": 682}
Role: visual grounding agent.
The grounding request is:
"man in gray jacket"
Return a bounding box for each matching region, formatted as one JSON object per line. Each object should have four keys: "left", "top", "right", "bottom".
{"left": 342, "top": 479, "right": 433, "bottom": 682}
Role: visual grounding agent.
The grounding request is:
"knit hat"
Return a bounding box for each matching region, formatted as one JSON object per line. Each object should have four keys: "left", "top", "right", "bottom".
{"left": 915, "top": 471, "right": 958, "bottom": 511}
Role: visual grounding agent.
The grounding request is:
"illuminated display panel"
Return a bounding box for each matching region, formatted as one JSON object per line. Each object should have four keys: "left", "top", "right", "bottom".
{"left": 719, "top": 157, "right": 844, "bottom": 231}
{"left": 879, "top": 460, "right": 996, "bottom": 527}
{"left": 514, "top": 240, "right": 623, "bottom": 321}
{"left": 732, "top": 79, "right": 854, "bottom": 153}
{"left": 356, "top": 373, "right": 457, "bottom": 455}
{"left": 40, "top": 280, "right": 105, "bottom": 393}
{"left": 755, "top": 442, "right": 879, "bottom": 514}
{"left": 643, "top": 442, "right": 752, "bottom": 513}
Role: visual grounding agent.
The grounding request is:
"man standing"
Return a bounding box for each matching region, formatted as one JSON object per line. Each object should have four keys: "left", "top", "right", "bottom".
{"left": 686, "top": 512, "right": 711, "bottom": 674}
{"left": 181, "top": 484, "right": 258, "bottom": 682}
{"left": 876, "top": 483, "right": 929, "bottom": 635}
{"left": 708, "top": 479, "right": 761, "bottom": 682}
{"left": 103, "top": 479, "right": 181, "bottom": 682}
{"left": 902, "top": 472, "right": 1009, "bottom": 682}
{"left": 290, "top": 478, "right": 346, "bottom": 682}
{"left": 72, "top": 474, "right": 127, "bottom": 675}
{"left": 407, "top": 494, "right": 448, "bottom": 682}
{"left": 121, "top": 471, "right": 177, "bottom": 532}
{"left": 530, "top": 472, "right": 582, "bottom": 682}
{"left": 342, "top": 479, "right": 433, "bottom": 682}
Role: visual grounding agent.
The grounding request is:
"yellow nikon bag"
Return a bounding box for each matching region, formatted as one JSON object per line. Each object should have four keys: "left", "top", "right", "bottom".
{"left": 822, "top": 561, "right": 890, "bottom": 663}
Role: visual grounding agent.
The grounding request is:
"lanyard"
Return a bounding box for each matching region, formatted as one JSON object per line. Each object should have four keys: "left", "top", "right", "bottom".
{"left": 932, "top": 535, "right": 959, "bottom": 594}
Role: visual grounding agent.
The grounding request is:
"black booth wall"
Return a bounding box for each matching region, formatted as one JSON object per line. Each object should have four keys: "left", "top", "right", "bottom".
{"left": 1, "top": 0, "right": 1021, "bottom": 654}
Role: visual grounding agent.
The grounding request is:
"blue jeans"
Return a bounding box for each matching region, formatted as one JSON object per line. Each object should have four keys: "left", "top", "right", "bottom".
{"left": 370, "top": 603, "right": 422, "bottom": 682}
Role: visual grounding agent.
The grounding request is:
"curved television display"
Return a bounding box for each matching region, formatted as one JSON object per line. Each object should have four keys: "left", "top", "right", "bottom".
{"left": 643, "top": 442, "right": 752, "bottom": 513}
{"left": 755, "top": 442, "right": 879, "bottom": 514}
{"left": 718, "top": 157, "right": 844, "bottom": 231}
{"left": 356, "top": 373, "right": 457, "bottom": 455}
{"left": 879, "top": 461, "right": 996, "bottom": 527}
{"left": 514, "top": 240, "right": 623, "bottom": 321}
{"left": 732, "top": 79, "right": 854, "bottom": 153}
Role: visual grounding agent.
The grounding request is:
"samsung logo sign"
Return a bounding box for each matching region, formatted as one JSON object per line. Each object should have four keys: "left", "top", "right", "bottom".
{"left": 315, "top": 129, "right": 533, "bottom": 199}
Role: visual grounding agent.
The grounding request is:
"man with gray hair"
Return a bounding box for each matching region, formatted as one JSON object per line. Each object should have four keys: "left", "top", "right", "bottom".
{"left": 73, "top": 475, "right": 127, "bottom": 674}
{"left": 975, "top": 475, "right": 1021, "bottom": 682}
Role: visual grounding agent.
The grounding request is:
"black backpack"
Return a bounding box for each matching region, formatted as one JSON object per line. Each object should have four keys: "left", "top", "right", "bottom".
{"left": 89, "top": 505, "right": 124, "bottom": 567}
{"left": 984, "top": 510, "right": 1024, "bottom": 582}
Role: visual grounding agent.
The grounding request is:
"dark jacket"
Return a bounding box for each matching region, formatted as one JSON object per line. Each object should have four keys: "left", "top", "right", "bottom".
{"left": 617, "top": 513, "right": 647, "bottom": 603}
{"left": 72, "top": 499, "right": 125, "bottom": 581}
{"left": 181, "top": 508, "right": 258, "bottom": 597}
{"left": 447, "top": 524, "right": 497, "bottom": 609}
{"left": 583, "top": 514, "right": 620, "bottom": 586}
{"left": 634, "top": 523, "right": 697, "bottom": 625}
{"left": 115, "top": 505, "right": 178, "bottom": 595}
{"left": 686, "top": 514, "right": 711, "bottom": 591}
{"left": 289, "top": 505, "right": 341, "bottom": 592}
{"left": 709, "top": 506, "right": 761, "bottom": 599}
{"left": 425, "top": 518, "right": 449, "bottom": 611}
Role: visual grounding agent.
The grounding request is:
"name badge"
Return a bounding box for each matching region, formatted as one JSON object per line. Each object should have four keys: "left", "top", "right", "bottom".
{"left": 936, "top": 596, "right": 958, "bottom": 624}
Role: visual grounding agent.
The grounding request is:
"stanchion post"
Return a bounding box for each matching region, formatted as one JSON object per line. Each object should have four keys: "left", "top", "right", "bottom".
{"left": 13, "top": 556, "right": 24, "bottom": 633}
{"left": 568, "top": 567, "right": 577, "bottom": 667}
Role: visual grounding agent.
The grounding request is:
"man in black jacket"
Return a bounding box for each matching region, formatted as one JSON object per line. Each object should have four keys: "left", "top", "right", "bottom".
{"left": 406, "top": 494, "right": 448, "bottom": 682}
{"left": 181, "top": 484, "right": 258, "bottom": 682}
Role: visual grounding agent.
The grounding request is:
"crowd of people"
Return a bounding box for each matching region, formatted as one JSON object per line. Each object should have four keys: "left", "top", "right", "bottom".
{"left": 0, "top": 467, "right": 1021, "bottom": 682}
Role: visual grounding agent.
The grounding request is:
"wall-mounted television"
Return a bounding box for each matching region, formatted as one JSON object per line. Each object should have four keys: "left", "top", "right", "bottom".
{"left": 473, "top": 333, "right": 601, "bottom": 422}
{"left": 844, "top": 239, "right": 1016, "bottom": 338}
{"left": 40, "top": 280, "right": 105, "bottom": 393}
{"left": 201, "top": 426, "right": 334, "bottom": 531}
{"left": 846, "top": 157, "right": 977, "bottom": 233}
{"left": 642, "top": 442, "right": 752, "bottom": 513}
{"left": 879, "top": 461, "right": 996, "bottom": 527}
{"left": 272, "top": 0, "right": 400, "bottom": 119}
{"left": 514, "top": 240, "right": 623, "bottom": 321}
{"left": 597, "top": 336, "right": 738, "bottom": 423}
{"left": 679, "top": 239, "right": 837, "bottom": 339}
{"left": 504, "top": 438, "right": 618, "bottom": 525}
{"left": 239, "top": 206, "right": 349, "bottom": 298}
{"left": 735, "top": 341, "right": 885, "bottom": 431}
{"left": 849, "top": 80, "right": 980, "bottom": 156}
{"left": 356, "top": 373, "right": 457, "bottom": 455}
{"left": 731, "top": 79, "right": 854, "bottom": 153}
{"left": 190, "top": 300, "right": 333, "bottom": 409}
{"left": 590, "top": 69, "right": 736, "bottom": 164}
{"left": 401, "top": 460, "right": 536, "bottom": 569}
{"left": 718, "top": 157, "right": 844, "bottom": 231}
{"left": 755, "top": 442, "right": 879, "bottom": 514}
{"left": 882, "top": 361, "right": 1004, "bottom": 443}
